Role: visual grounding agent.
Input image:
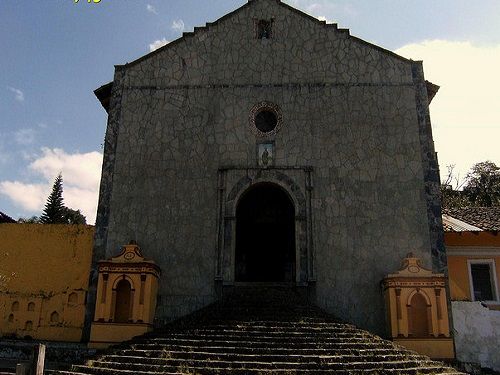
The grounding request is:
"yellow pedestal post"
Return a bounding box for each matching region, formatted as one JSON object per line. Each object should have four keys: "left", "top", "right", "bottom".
{"left": 382, "top": 253, "right": 454, "bottom": 360}
{"left": 89, "top": 242, "right": 160, "bottom": 348}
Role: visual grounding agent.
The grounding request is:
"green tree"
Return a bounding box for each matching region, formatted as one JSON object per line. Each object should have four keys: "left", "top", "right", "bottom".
{"left": 39, "top": 173, "right": 66, "bottom": 224}
{"left": 18, "top": 216, "right": 40, "bottom": 223}
{"left": 62, "top": 207, "right": 86, "bottom": 225}
{"left": 38, "top": 173, "right": 88, "bottom": 224}
{"left": 463, "top": 161, "right": 500, "bottom": 207}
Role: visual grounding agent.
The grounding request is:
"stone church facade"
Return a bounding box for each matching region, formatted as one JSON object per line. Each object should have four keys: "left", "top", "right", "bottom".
{"left": 93, "top": 0, "right": 444, "bottom": 336}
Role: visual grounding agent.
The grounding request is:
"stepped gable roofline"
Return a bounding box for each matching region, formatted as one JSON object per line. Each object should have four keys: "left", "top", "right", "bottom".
{"left": 94, "top": 0, "right": 439, "bottom": 109}
{"left": 0, "top": 211, "right": 16, "bottom": 223}
{"left": 443, "top": 207, "right": 500, "bottom": 232}
{"left": 124, "top": 0, "right": 412, "bottom": 69}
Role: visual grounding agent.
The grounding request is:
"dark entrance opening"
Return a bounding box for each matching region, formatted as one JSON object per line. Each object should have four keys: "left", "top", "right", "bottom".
{"left": 114, "top": 279, "right": 132, "bottom": 323}
{"left": 235, "top": 183, "right": 296, "bottom": 282}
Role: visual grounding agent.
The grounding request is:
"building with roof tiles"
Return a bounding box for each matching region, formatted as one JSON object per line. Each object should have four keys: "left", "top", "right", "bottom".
{"left": 443, "top": 208, "right": 500, "bottom": 371}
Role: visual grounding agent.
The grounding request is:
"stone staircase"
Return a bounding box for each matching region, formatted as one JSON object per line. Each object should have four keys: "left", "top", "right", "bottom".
{"left": 50, "top": 286, "right": 466, "bottom": 374}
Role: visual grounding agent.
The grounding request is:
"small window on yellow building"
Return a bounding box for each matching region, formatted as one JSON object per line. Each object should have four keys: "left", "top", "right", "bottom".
{"left": 11, "top": 301, "right": 19, "bottom": 311}
{"left": 27, "top": 302, "right": 35, "bottom": 311}
{"left": 468, "top": 260, "right": 499, "bottom": 302}
{"left": 8, "top": 314, "right": 14, "bottom": 323}
{"left": 25, "top": 321, "right": 33, "bottom": 330}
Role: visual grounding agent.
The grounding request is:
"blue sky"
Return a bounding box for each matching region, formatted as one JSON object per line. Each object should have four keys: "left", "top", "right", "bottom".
{"left": 1, "top": 0, "right": 500, "bottom": 223}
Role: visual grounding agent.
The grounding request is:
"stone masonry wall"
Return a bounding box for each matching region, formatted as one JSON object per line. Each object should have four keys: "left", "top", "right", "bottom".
{"left": 96, "top": 0, "right": 436, "bottom": 334}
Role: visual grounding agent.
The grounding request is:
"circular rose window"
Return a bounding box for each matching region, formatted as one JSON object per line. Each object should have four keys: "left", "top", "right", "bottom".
{"left": 255, "top": 110, "right": 277, "bottom": 132}
{"left": 249, "top": 102, "right": 283, "bottom": 137}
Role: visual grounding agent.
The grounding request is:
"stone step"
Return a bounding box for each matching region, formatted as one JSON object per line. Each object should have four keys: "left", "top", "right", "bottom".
{"left": 49, "top": 287, "right": 465, "bottom": 375}
{"left": 88, "top": 356, "right": 441, "bottom": 370}
{"left": 73, "top": 359, "right": 457, "bottom": 373}
{"left": 197, "top": 320, "right": 354, "bottom": 328}
{"left": 155, "top": 323, "right": 360, "bottom": 334}
{"left": 201, "top": 309, "right": 324, "bottom": 318}
{"left": 101, "top": 351, "right": 430, "bottom": 365}
{"left": 162, "top": 326, "right": 364, "bottom": 335}
{"left": 53, "top": 368, "right": 465, "bottom": 375}
{"left": 142, "top": 333, "right": 382, "bottom": 345}
{"left": 53, "top": 371, "right": 180, "bottom": 375}
{"left": 119, "top": 346, "right": 418, "bottom": 357}
{"left": 129, "top": 339, "right": 399, "bottom": 351}
{"left": 156, "top": 328, "right": 373, "bottom": 338}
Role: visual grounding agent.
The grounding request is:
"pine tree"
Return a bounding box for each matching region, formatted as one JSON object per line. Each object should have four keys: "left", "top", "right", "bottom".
{"left": 39, "top": 173, "right": 66, "bottom": 224}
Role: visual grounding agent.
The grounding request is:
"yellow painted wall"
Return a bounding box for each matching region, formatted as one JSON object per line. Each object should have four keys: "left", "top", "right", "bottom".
{"left": 447, "top": 256, "right": 472, "bottom": 301}
{"left": 89, "top": 244, "right": 161, "bottom": 348}
{"left": 0, "top": 224, "right": 94, "bottom": 342}
{"left": 447, "top": 255, "right": 500, "bottom": 309}
{"left": 445, "top": 231, "right": 500, "bottom": 247}
{"left": 445, "top": 232, "right": 500, "bottom": 311}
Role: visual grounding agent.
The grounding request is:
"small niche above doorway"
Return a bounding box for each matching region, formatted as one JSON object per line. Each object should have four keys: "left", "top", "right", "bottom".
{"left": 256, "top": 19, "right": 273, "bottom": 39}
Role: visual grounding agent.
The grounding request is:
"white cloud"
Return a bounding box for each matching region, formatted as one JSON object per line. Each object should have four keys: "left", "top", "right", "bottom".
{"left": 30, "top": 148, "right": 102, "bottom": 191}
{"left": 149, "top": 38, "right": 169, "bottom": 52}
{"left": 0, "top": 148, "right": 103, "bottom": 224}
{"left": 14, "top": 128, "right": 36, "bottom": 145}
{"left": 0, "top": 181, "right": 49, "bottom": 212}
{"left": 171, "top": 19, "right": 185, "bottom": 33}
{"left": 396, "top": 40, "right": 500, "bottom": 181}
{"left": 146, "top": 4, "right": 158, "bottom": 15}
{"left": 7, "top": 86, "right": 24, "bottom": 102}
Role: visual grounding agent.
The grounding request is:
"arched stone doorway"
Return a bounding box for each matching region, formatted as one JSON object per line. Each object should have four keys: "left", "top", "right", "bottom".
{"left": 235, "top": 183, "right": 296, "bottom": 282}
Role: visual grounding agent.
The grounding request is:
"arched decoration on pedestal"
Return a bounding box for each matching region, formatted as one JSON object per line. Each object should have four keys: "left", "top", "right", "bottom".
{"left": 89, "top": 242, "right": 160, "bottom": 349}
{"left": 216, "top": 168, "right": 314, "bottom": 286}
{"left": 113, "top": 278, "right": 133, "bottom": 323}
{"left": 382, "top": 253, "right": 454, "bottom": 359}
{"left": 407, "top": 291, "right": 432, "bottom": 337}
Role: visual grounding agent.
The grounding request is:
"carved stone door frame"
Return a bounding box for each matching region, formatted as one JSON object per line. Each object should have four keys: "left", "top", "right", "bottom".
{"left": 215, "top": 167, "right": 315, "bottom": 286}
